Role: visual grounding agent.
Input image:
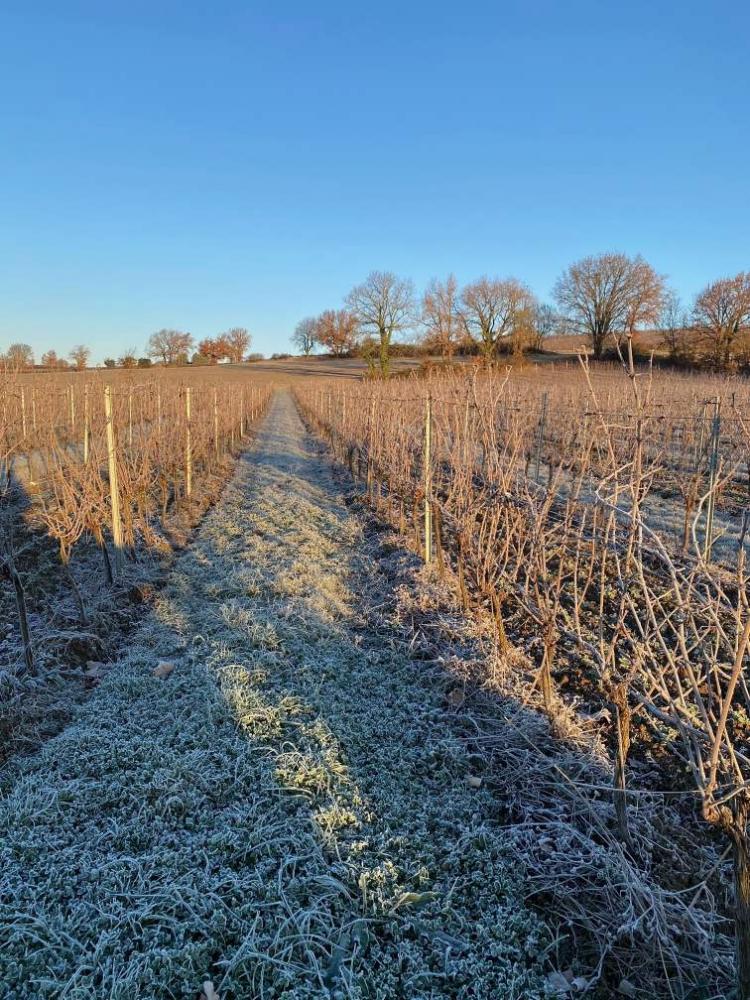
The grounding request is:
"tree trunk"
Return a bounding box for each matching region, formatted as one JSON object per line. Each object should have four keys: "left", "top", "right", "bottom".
{"left": 379, "top": 335, "right": 390, "bottom": 378}
{"left": 592, "top": 329, "right": 604, "bottom": 359}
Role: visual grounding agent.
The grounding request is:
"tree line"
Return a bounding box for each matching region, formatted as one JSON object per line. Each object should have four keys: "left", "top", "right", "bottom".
{"left": 0, "top": 327, "right": 253, "bottom": 372}
{"left": 293, "top": 255, "right": 750, "bottom": 375}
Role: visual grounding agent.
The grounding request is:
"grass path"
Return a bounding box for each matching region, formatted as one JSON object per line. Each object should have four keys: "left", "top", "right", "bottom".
{"left": 0, "top": 391, "right": 548, "bottom": 1000}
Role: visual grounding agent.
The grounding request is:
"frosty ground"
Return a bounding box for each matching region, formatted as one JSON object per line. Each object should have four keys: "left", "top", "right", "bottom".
{"left": 0, "top": 391, "right": 549, "bottom": 999}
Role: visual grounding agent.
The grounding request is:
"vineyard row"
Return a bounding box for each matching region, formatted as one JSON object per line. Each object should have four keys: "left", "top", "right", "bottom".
{"left": 295, "top": 365, "right": 750, "bottom": 997}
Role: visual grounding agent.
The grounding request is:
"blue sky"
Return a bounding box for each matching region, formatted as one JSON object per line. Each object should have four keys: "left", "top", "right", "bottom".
{"left": 1, "top": 1, "right": 748, "bottom": 362}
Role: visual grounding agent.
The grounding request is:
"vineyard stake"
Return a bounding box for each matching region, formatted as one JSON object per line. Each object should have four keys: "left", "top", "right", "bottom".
{"left": 214, "top": 388, "right": 219, "bottom": 459}
{"left": 103, "top": 385, "right": 124, "bottom": 573}
{"left": 83, "top": 385, "right": 90, "bottom": 465}
{"left": 185, "top": 387, "right": 193, "bottom": 499}
{"left": 424, "top": 394, "right": 433, "bottom": 564}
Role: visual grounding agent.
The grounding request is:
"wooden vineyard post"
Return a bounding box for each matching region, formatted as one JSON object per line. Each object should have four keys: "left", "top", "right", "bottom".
{"left": 69, "top": 385, "right": 76, "bottom": 432}
{"left": 214, "top": 388, "right": 220, "bottom": 459}
{"left": 240, "top": 387, "right": 245, "bottom": 437}
{"left": 704, "top": 395, "right": 721, "bottom": 561}
{"left": 128, "top": 388, "right": 134, "bottom": 448}
{"left": 20, "top": 388, "right": 27, "bottom": 440}
{"left": 103, "top": 385, "right": 124, "bottom": 573}
{"left": 83, "top": 385, "right": 90, "bottom": 465}
{"left": 424, "top": 394, "right": 433, "bottom": 564}
{"left": 31, "top": 387, "right": 36, "bottom": 433}
{"left": 185, "top": 387, "right": 193, "bottom": 499}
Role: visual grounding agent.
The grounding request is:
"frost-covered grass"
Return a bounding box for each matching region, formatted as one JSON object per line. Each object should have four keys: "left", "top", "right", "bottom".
{"left": 0, "top": 450, "right": 245, "bottom": 767}
{"left": 0, "top": 393, "right": 548, "bottom": 999}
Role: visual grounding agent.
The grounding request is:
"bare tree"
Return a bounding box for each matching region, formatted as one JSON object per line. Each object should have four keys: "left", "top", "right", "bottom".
{"left": 223, "top": 327, "right": 251, "bottom": 363}
{"left": 553, "top": 252, "right": 665, "bottom": 359}
{"left": 530, "top": 303, "right": 561, "bottom": 351}
{"left": 421, "top": 275, "right": 462, "bottom": 358}
{"left": 315, "top": 309, "right": 358, "bottom": 357}
{"left": 460, "top": 277, "right": 535, "bottom": 360}
{"left": 292, "top": 317, "right": 318, "bottom": 356}
{"left": 5, "top": 343, "right": 34, "bottom": 372}
{"left": 692, "top": 272, "right": 750, "bottom": 367}
{"left": 620, "top": 257, "right": 666, "bottom": 346}
{"left": 147, "top": 329, "right": 194, "bottom": 365}
{"left": 658, "top": 289, "right": 691, "bottom": 363}
{"left": 69, "top": 345, "right": 91, "bottom": 371}
{"left": 346, "top": 271, "right": 414, "bottom": 377}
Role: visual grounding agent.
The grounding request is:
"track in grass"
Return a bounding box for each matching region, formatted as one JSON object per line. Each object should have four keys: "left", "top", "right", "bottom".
{"left": 0, "top": 390, "right": 547, "bottom": 1000}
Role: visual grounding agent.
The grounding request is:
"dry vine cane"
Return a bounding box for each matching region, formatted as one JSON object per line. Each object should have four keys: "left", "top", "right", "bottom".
{"left": 295, "top": 362, "right": 750, "bottom": 997}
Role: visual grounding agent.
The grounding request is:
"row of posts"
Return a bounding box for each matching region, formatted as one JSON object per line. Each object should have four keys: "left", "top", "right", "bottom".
{"left": 94, "top": 384, "right": 263, "bottom": 578}
{"left": 312, "top": 387, "right": 435, "bottom": 566}
{"left": 327, "top": 388, "right": 726, "bottom": 568}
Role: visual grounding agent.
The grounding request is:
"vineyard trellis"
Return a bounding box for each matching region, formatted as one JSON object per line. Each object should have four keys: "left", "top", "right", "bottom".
{"left": 1, "top": 371, "right": 273, "bottom": 679}
{"left": 296, "top": 358, "right": 750, "bottom": 998}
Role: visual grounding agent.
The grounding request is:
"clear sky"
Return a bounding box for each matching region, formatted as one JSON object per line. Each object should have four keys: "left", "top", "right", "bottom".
{"left": 1, "top": 1, "right": 748, "bottom": 362}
